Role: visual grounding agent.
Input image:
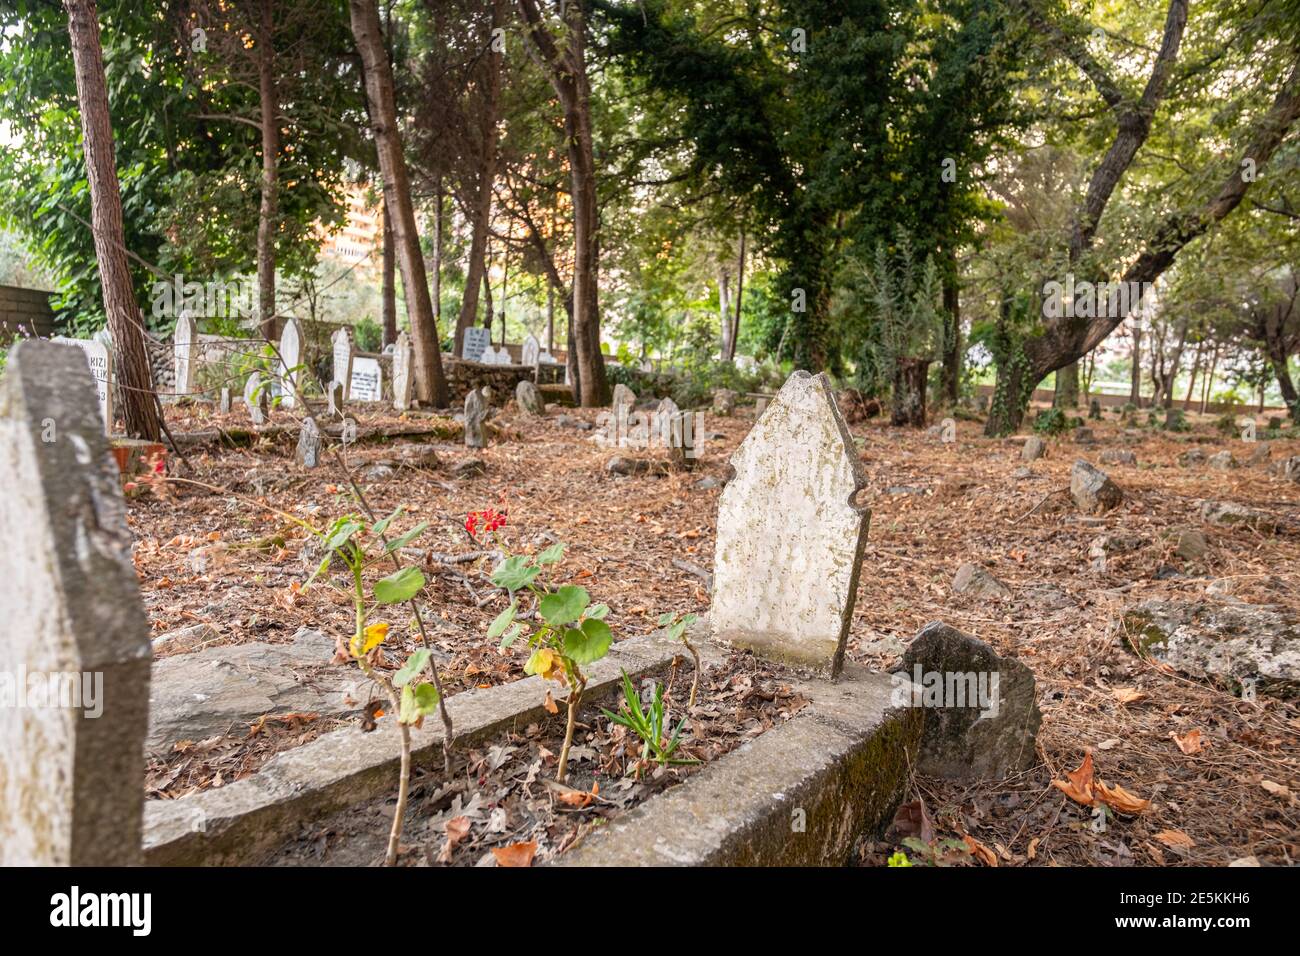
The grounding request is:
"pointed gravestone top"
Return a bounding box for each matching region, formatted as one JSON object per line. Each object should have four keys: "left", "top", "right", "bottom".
{"left": 521, "top": 334, "right": 540, "bottom": 368}
{"left": 0, "top": 340, "right": 151, "bottom": 863}
{"left": 711, "top": 371, "right": 870, "bottom": 676}
{"left": 278, "top": 316, "right": 303, "bottom": 408}
{"left": 332, "top": 328, "right": 354, "bottom": 403}
{"left": 173, "top": 310, "right": 197, "bottom": 396}
{"left": 391, "top": 331, "right": 413, "bottom": 412}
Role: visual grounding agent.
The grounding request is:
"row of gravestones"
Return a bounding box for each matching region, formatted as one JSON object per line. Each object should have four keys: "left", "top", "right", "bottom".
{"left": 461, "top": 327, "right": 560, "bottom": 371}
{"left": 0, "top": 342, "right": 872, "bottom": 863}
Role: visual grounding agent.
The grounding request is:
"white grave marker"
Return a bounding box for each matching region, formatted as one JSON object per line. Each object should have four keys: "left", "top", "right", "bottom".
{"left": 462, "top": 326, "right": 491, "bottom": 362}
{"left": 173, "top": 311, "right": 197, "bottom": 396}
{"left": 350, "top": 356, "right": 383, "bottom": 402}
{"left": 391, "top": 331, "right": 413, "bottom": 411}
{"left": 332, "top": 328, "right": 354, "bottom": 402}
{"left": 278, "top": 316, "right": 303, "bottom": 408}
{"left": 710, "top": 371, "right": 870, "bottom": 676}
{"left": 522, "top": 333, "right": 540, "bottom": 368}
{"left": 51, "top": 336, "right": 113, "bottom": 432}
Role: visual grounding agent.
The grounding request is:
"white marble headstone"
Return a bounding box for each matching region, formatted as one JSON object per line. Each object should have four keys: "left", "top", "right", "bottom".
{"left": 391, "top": 331, "right": 413, "bottom": 411}
{"left": 332, "top": 328, "right": 354, "bottom": 402}
{"left": 710, "top": 371, "right": 870, "bottom": 676}
{"left": 278, "top": 316, "right": 303, "bottom": 408}
{"left": 51, "top": 336, "right": 113, "bottom": 433}
{"left": 522, "top": 334, "right": 540, "bottom": 368}
{"left": 462, "top": 326, "right": 491, "bottom": 362}
{"left": 350, "top": 356, "right": 383, "bottom": 402}
{"left": 173, "top": 311, "right": 197, "bottom": 396}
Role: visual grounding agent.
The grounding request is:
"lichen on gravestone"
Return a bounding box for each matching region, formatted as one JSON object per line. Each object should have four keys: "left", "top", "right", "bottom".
{"left": 710, "top": 371, "right": 870, "bottom": 676}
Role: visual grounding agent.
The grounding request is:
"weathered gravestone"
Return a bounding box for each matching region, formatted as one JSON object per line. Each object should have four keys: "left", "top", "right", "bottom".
{"left": 516, "top": 379, "right": 545, "bottom": 416}
{"left": 173, "top": 310, "right": 197, "bottom": 396}
{"left": 219, "top": 387, "right": 231, "bottom": 413}
{"left": 350, "top": 356, "right": 383, "bottom": 402}
{"left": 296, "top": 416, "right": 322, "bottom": 468}
{"left": 611, "top": 383, "right": 636, "bottom": 415}
{"left": 655, "top": 395, "right": 692, "bottom": 470}
{"left": 461, "top": 325, "right": 491, "bottom": 362}
{"left": 51, "top": 335, "right": 113, "bottom": 432}
{"left": 391, "top": 331, "right": 413, "bottom": 411}
{"left": 0, "top": 340, "right": 151, "bottom": 864}
{"left": 332, "top": 328, "right": 354, "bottom": 402}
{"left": 522, "top": 333, "right": 540, "bottom": 369}
{"left": 278, "top": 316, "right": 303, "bottom": 408}
{"left": 711, "top": 371, "right": 870, "bottom": 676}
{"left": 244, "top": 371, "right": 268, "bottom": 425}
{"left": 465, "top": 387, "right": 488, "bottom": 448}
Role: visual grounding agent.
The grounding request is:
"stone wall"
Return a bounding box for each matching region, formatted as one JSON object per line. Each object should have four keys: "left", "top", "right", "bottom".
{"left": 444, "top": 356, "right": 564, "bottom": 404}
{"left": 0, "top": 284, "right": 55, "bottom": 344}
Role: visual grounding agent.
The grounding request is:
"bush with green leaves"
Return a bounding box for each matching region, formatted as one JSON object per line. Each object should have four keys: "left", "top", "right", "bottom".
{"left": 601, "top": 670, "right": 696, "bottom": 776}
{"left": 305, "top": 507, "right": 441, "bottom": 865}
{"left": 1162, "top": 407, "right": 1190, "bottom": 432}
{"left": 1032, "top": 407, "right": 1078, "bottom": 435}
{"left": 487, "top": 542, "right": 613, "bottom": 782}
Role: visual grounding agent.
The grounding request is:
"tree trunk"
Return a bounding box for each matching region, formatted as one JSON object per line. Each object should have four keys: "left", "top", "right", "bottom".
{"left": 65, "top": 0, "right": 160, "bottom": 441}
{"left": 546, "top": 280, "right": 555, "bottom": 353}
{"left": 1201, "top": 343, "right": 1219, "bottom": 414}
{"left": 518, "top": 0, "right": 609, "bottom": 406}
{"left": 432, "top": 176, "right": 443, "bottom": 328}
{"left": 1182, "top": 341, "right": 1204, "bottom": 407}
{"left": 381, "top": 198, "right": 396, "bottom": 347}
{"left": 1160, "top": 314, "right": 1191, "bottom": 407}
{"left": 349, "top": 0, "right": 448, "bottom": 406}
{"left": 481, "top": 243, "right": 494, "bottom": 337}
{"left": 940, "top": 261, "right": 961, "bottom": 406}
{"left": 1128, "top": 319, "right": 1143, "bottom": 406}
{"left": 1055, "top": 360, "right": 1079, "bottom": 409}
{"left": 1272, "top": 356, "right": 1300, "bottom": 421}
{"left": 729, "top": 229, "right": 745, "bottom": 361}
{"left": 718, "top": 266, "right": 731, "bottom": 360}
{"left": 453, "top": 0, "right": 502, "bottom": 356}
{"left": 891, "top": 357, "right": 931, "bottom": 428}
{"left": 255, "top": 0, "right": 278, "bottom": 340}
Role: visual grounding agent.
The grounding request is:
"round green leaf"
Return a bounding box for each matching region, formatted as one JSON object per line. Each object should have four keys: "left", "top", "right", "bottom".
{"left": 374, "top": 566, "right": 425, "bottom": 604}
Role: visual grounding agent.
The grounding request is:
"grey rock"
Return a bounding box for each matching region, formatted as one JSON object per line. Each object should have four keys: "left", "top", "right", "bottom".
{"left": 1021, "top": 436, "right": 1045, "bottom": 461}
{"left": 1200, "top": 499, "right": 1278, "bottom": 532}
{"left": 515, "top": 379, "right": 546, "bottom": 416}
{"left": 1246, "top": 442, "right": 1271, "bottom": 466}
{"left": 1011, "top": 466, "right": 1034, "bottom": 480}
{"left": 153, "top": 622, "right": 222, "bottom": 656}
{"left": 361, "top": 463, "right": 395, "bottom": 481}
{"left": 712, "top": 388, "right": 737, "bottom": 416}
{"left": 693, "top": 476, "right": 724, "bottom": 490}
{"left": 1179, "top": 448, "right": 1208, "bottom": 467}
{"left": 148, "top": 628, "right": 352, "bottom": 751}
{"left": 886, "top": 485, "right": 927, "bottom": 496}
{"left": 1070, "top": 459, "right": 1123, "bottom": 513}
{"left": 555, "top": 414, "right": 594, "bottom": 431}
{"left": 464, "top": 388, "right": 487, "bottom": 448}
{"left": 1208, "top": 450, "right": 1236, "bottom": 470}
{"left": 953, "top": 562, "right": 1012, "bottom": 600}
{"left": 606, "top": 455, "right": 657, "bottom": 476}
{"left": 611, "top": 383, "right": 637, "bottom": 412}
{"left": 1120, "top": 600, "right": 1299, "bottom": 696}
{"left": 1073, "top": 427, "right": 1096, "bottom": 444}
{"left": 1173, "top": 528, "right": 1209, "bottom": 561}
{"left": 1271, "top": 455, "right": 1300, "bottom": 481}
{"left": 1100, "top": 449, "right": 1137, "bottom": 466}
{"left": 295, "top": 417, "right": 322, "bottom": 468}
{"left": 898, "top": 621, "right": 1042, "bottom": 780}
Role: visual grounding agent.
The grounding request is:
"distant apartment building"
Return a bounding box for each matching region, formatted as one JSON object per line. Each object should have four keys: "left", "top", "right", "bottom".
{"left": 319, "top": 186, "right": 382, "bottom": 265}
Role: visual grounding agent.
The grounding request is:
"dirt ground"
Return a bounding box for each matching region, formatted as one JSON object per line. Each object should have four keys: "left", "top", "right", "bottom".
{"left": 127, "top": 396, "right": 1300, "bottom": 866}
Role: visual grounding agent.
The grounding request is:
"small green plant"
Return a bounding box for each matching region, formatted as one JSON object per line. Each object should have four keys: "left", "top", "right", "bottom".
{"left": 1214, "top": 412, "right": 1238, "bottom": 436}
{"left": 486, "top": 535, "right": 613, "bottom": 782}
{"left": 1162, "top": 406, "right": 1190, "bottom": 432}
{"left": 306, "top": 507, "right": 442, "bottom": 865}
{"left": 886, "top": 851, "right": 912, "bottom": 867}
{"left": 1033, "top": 407, "right": 1075, "bottom": 435}
{"left": 658, "top": 611, "right": 701, "bottom": 707}
{"left": 601, "top": 670, "right": 697, "bottom": 775}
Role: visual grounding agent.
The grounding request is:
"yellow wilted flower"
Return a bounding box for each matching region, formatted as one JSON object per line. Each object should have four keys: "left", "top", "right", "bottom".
{"left": 351, "top": 621, "right": 389, "bottom": 658}
{"left": 526, "top": 647, "right": 565, "bottom": 683}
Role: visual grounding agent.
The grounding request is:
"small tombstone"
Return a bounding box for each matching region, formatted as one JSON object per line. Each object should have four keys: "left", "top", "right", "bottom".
{"left": 340, "top": 417, "right": 358, "bottom": 446}
{"left": 327, "top": 380, "right": 344, "bottom": 416}
{"left": 173, "top": 310, "right": 197, "bottom": 396}
{"left": 539, "top": 350, "right": 558, "bottom": 366}
{"left": 1089, "top": 398, "right": 1102, "bottom": 420}
{"left": 939, "top": 418, "right": 956, "bottom": 443}
{"left": 296, "top": 417, "right": 322, "bottom": 468}
{"left": 713, "top": 388, "right": 737, "bottom": 416}
{"left": 350, "top": 356, "right": 383, "bottom": 402}
{"left": 462, "top": 326, "right": 491, "bottom": 362}
{"left": 521, "top": 333, "right": 541, "bottom": 368}
{"left": 755, "top": 395, "right": 771, "bottom": 417}
{"left": 278, "top": 316, "right": 304, "bottom": 408}
{"left": 485, "top": 345, "right": 512, "bottom": 366}
{"left": 611, "top": 383, "right": 637, "bottom": 413}
{"left": 219, "top": 387, "right": 231, "bottom": 413}
{"left": 332, "top": 328, "right": 354, "bottom": 401}
{"left": 655, "top": 395, "right": 692, "bottom": 469}
{"left": 711, "top": 371, "right": 870, "bottom": 675}
{"left": 391, "top": 331, "right": 414, "bottom": 411}
{"left": 464, "top": 387, "right": 488, "bottom": 448}
{"left": 51, "top": 336, "right": 114, "bottom": 432}
{"left": 516, "top": 379, "right": 545, "bottom": 416}
{"left": 0, "top": 340, "right": 152, "bottom": 864}
{"left": 244, "top": 371, "right": 268, "bottom": 425}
